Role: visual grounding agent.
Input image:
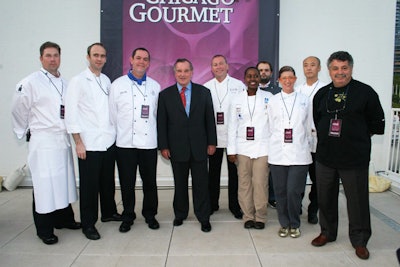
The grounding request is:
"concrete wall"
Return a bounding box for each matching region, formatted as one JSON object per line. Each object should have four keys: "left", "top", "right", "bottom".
{"left": 0, "top": 0, "right": 396, "bottom": 185}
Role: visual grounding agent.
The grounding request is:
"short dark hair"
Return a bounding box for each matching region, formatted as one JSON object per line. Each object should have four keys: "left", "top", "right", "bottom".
{"left": 278, "top": 66, "right": 296, "bottom": 78}
{"left": 40, "top": 41, "right": 60, "bottom": 57}
{"left": 327, "top": 51, "right": 354, "bottom": 68}
{"left": 131, "top": 47, "right": 150, "bottom": 60}
{"left": 87, "top": 42, "right": 106, "bottom": 56}
{"left": 244, "top": 66, "right": 260, "bottom": 77}
{"left": 256, "top": 61, "right": 273, "bottom": 73}
{"left": 211, "top": 55, "right": 227, "bottom": 64}
{"left": 174, "top": 58, "right": 193, "bottom": 71}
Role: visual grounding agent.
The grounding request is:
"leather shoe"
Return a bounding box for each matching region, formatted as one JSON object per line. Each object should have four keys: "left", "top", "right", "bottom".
{"left": 254, "top": 222, "right": 265, "bottom": 230}
{"left": 119, "top": 221, "right": 133, "bottom": 233}
{"left": 244, "top": 220, "right": 255, "bottom": 229}
{"left": 268, "top": 200, "right": 277, "bottom": 209}
{"left": 201, "top": 221, "right": 212, "bottom": 232}
{"left": 55, "top": 221, "right": 82, "bottom": 230}
{"left": 145, "top": 218, "right": 160, "bottom": 230}
{"left": 232, "top": 211, "right": 243, "bottom": 219}
{"left": 308, "top": 214, "right": 318, "bottom": 224}
{"left": 355, "top": 246, "right": 370, "bottom": 260}
{"left": 311, "top": 234, "right": 330, "bottom": 247}
{"left": 38, "top": 234, "right": 58, "bottom": 245}
{"left": 83, "top": 227, "right": 100, "bottom": 240}
{"left": 101, "top": 213, "right": 123, "bottom": 222}
{"left": 173, "top": 218, "right": 183, "bottom": 226}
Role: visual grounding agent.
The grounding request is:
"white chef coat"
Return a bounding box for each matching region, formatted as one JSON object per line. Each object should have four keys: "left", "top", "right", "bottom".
{"left": 227, "top": 89, "right": 272, "bottom": 158}
{"left": 11, "top": 69, "right": 78, "bottom": 213}
{"left": 65, "top": 68, "right": 115, "bottom": 151}
{"left": 267, "top": 91, "right": 313, "bottom": 166}
{"left": 204, "top": 75, "right": 246, "bottom": 148}
{"left": 109, "top": 75, "right": 160, "bottom": 149}
{"left": 295, "top": 80, "right": 327, "bottom": 152}
{"left": 295, "top": 80, "right": 327, "bottom": 100}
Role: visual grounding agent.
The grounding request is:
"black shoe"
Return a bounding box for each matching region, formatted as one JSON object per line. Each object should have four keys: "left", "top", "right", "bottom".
{"left": 55, "top": 221, "right": 82, "bottom": 230}
{"left": 244, "top": 220, "right": 255, "bottom": 229}
{"left": 254, "top": 222, "right": 265, "bottom": 230}
{"left": 83, "top": 226, "right": 101, "bottom": 240}
{"left": 232, "top": 211, "right": 243, "bottom": 219}
{"left": 173, "top": 218, "right": 183, "bottom": 226}
{"left": 268, "top": 201, "right": 277, "bottom": 209}
{"left": 308, "top": 214, "right": 318, "bottom": 224}
{"left": 38, "top": 234, "right": 58, "bottom": 245}
{"left": 201, "top": 221, "right": 212, "bottom": 232}
{"left": 145, "top": 218, "right": 160, "bottom": 230}
{"left": 119, "top": 221, "right": 133, "bottom": 233}
{"left": 101, "top": 213, "right": 123, "bottom": 222}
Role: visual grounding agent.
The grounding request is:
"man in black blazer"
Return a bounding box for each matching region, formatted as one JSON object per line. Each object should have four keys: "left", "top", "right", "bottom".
{"left": 157, "top": 58, "right": 217, "bottom": 232}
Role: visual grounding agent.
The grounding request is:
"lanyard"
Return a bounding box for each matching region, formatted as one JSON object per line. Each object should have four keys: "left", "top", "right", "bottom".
{"left": 280, "top": 92, "right": 297, "bottom": 126}
{"left": 41, "top": 70, "right": 63, "bottom": 100}
{"left": 302, "top": 80, "right": 319, "bottom": 98}
{"left": 247, "top": 94, "right": 257, "bottom": 124}
{"left": 326, "top": 85, "right": 349, "bottom": 117}
{"left": 214, "top": 78, "right": 229, "bottom": 109}
{"left": 94, "top": 75, "right": 109, "bottom": 95}
{"left": 131, "top": 82, "right": 147, "bottom": 101}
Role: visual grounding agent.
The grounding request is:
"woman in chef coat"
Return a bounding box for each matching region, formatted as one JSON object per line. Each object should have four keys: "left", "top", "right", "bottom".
{"left": 267, "top": 66, "right": 314, "bottom": 239}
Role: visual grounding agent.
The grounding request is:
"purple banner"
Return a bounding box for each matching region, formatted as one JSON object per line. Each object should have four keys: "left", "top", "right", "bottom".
{"left": 122, "top": 0, "right": 259, "bottom": 88}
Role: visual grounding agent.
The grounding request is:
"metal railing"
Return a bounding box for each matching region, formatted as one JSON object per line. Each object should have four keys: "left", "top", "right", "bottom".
{"left": 388, "top": 108, "right": 400, "bottom": 175}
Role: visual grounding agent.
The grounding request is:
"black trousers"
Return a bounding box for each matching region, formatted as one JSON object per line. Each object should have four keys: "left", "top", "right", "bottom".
{"left": 307, "top": 153, "right": 318, "bottom": 215}
{"left": 32, "top": 195, "right": 76, "bottom": 237}
{"left": 116, "top": 147, "right": 158, "bottom": 222}
{"left": 316, "top": 161, "right": 371, "bottom": 247}
{"left": 78, "top": 144, "right": 118, "bottom": 229}
{"left": 171, "top": 158, "right": 210, "bottom": 223}
{"left": 208, "top": 148, "right": 240, "bottom": 214}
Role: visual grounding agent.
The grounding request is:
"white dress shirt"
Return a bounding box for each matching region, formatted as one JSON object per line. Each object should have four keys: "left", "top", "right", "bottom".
{"left": 204, "top": 75, "right": 246, "bottom": 148}
{"left": 65, "top": 67, "right": 115, "bottom": 151}
{"left": 267, "top": 91, "right": 313, "bottom": 165}
{"left": 227, "top": 89, "right": 272, "bottom": 158}
{"left": 109, "top": 75, "right": 160, "bottom": 149}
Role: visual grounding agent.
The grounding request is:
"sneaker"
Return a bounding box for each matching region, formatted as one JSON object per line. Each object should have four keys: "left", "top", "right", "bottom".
{"left": 289, "top": 228, "right": 301, "bottom": 238}
{"left": 278, "top": 227, "right": 289, "bottom": 237}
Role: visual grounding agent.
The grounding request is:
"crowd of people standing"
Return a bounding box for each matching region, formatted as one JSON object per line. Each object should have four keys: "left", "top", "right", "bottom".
{"left": 11, "top": 41, "right": 385, "bottom": 261}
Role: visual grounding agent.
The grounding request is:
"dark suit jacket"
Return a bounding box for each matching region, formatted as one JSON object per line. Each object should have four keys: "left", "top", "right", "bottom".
{"left": 259, "top": 83, "right": 281, "bottom": 95}
{"left": 157, "top": 82, "right": 217, "bottom": 162}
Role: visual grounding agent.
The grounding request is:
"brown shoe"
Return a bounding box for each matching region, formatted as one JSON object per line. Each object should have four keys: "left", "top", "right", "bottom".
{"left": 355, "top": 246, "right": 369, "bottom": 260}
{"left": 311, "top": 234, "right": 330, "bottom": 247}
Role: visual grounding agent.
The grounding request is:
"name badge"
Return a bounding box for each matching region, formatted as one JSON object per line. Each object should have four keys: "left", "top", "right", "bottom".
{"left": 329, "top": 119, "right": 342, "bottom": 137}
{"left": 141, "top": 105, "right": 150, "bottom": 118}
{"left": 284, "top": 128, "right": 293, "bottom": 143}
{"left": 216, "top": 112, "right": 224, "bottom": 125}
{"left": 246, "top": 127, "right": 255, "bottom": 140}
{"left": 60, "top": 105, "right": 65, "bottom": 119}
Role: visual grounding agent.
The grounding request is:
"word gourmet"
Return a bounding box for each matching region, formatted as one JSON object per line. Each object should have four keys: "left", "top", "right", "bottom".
{"left": 129, "top": 0, "right": 237, "bottom": 23}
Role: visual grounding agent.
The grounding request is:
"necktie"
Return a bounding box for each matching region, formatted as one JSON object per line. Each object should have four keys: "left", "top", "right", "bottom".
{"left": 180, "top": 87, "right": 186, "bottom": 108}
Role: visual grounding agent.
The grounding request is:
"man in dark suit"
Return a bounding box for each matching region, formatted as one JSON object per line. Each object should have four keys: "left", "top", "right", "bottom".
{"left": 157, "top": 58, "right": 217, "bottom": 232}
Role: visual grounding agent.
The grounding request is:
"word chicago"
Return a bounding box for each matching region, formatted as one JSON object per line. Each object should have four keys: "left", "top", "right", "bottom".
{"left": 129, "top": 0, "right": 237, "bottom": 23}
